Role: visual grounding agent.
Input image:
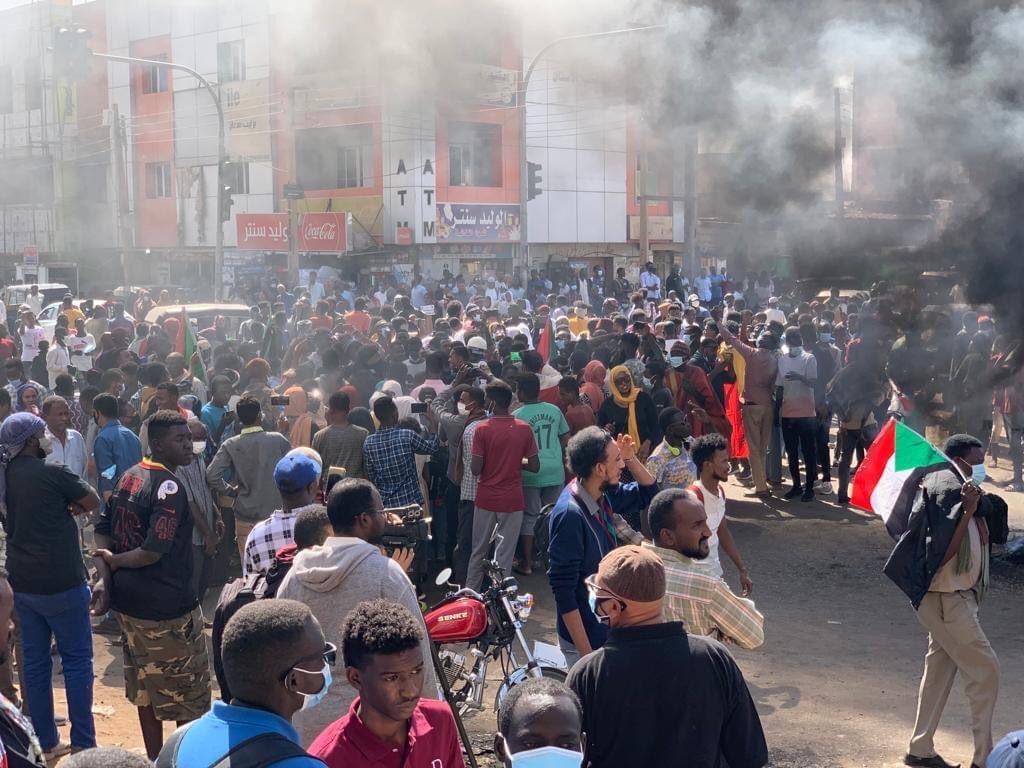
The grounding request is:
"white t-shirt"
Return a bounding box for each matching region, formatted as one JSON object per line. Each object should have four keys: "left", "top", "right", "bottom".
{"left": 640, "top": 271, "right": 661, "bottom": 299}
{"left": 692, "top": 479, "right": 726, "bottom": 580}
{"left": 20, "top": 325, "right": 46, "bottom": 362}
{"left": 775, "top": 351, "right": 818, "bottom": 418}
{"left": 694, "top": 276, "right": 712, "bottom": 302}
{"left": 765, "top": 307, "right": 787, "bottom": 325}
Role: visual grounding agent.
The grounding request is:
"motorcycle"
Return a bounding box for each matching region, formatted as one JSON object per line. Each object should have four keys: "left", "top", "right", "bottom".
{"left": 425, "top": 532, "right": 568, "bottom": 716}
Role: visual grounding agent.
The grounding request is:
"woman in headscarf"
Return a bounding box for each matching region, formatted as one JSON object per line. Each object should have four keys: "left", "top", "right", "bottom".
{"left": 280, "top": 386, "right": 322, "bottom": 449}
{"left": 347, "top": 406, "right": 375, "bottom": 435}
{"left": 15, "top": 383, "right": 41, "bottom": 415}
{"left": 580, "top": 360, "right": 607, "bottom": 413}
{"left": 597, "top": 365, "right": 659, "bottom": 460}
{"left": 369, "top": 380, "right": 415, "bottom": 420}
{"left": 242, "top": 357, "right": 276, "bottom": 430}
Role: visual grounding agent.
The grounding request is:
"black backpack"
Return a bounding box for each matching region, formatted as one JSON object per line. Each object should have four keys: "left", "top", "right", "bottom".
{"left": 156, "top": 721, "right": 325, "bottom": 768}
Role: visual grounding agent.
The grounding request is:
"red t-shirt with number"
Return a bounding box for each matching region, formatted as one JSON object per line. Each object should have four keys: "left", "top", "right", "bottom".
{"left": 471, "top": 416, "right": 538, "bottom": 513}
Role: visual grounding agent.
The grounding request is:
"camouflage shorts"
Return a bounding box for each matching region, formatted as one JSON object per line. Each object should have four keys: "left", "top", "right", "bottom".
{"left": 117, "top": 606, "right": 211, "bottom": 721}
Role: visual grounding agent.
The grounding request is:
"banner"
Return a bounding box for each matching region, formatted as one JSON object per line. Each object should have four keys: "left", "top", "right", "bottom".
{"left": 235, "top": 212, "right": 350, "bottom": 251}
{"left": 223, "top": 78, "right": 272, "bottom": 159}
{"left": 436, "top": 203, "right": 520, "bottom": 243}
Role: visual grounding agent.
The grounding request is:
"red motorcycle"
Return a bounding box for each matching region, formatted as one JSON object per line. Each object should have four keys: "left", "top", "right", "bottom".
{"left": 426, "top": 537, "right": 568, "bottom": 716}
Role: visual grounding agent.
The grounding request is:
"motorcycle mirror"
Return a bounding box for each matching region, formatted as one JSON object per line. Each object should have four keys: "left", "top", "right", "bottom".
{"left": 435, "top": 567, "right": 453, "bottom": 587}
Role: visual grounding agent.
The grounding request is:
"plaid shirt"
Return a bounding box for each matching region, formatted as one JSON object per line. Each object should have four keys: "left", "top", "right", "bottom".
{"left": 643, "top": 542, "right": 764, "bottom": 650}
{"left": 362, "top": 427, "right": 439, "bottom": 507}
{"left": 242, "top": 503, "right": 320, "bottom": 575}
{"left": 459, "top": 420, "right": 483, "bottom": 502}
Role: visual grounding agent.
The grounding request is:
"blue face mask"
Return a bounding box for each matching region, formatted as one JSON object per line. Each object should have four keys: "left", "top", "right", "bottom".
{"left": 668, "top": 355, "right": 684, "bottom": 367}
{"left": 507, "top": 745, "right": 584, "bottom": 768}
{"left": 971, "top": 463, "right": 987, "bottom": 485}
{"left": 587, "top": 591, "right": 609, "bottom": 624}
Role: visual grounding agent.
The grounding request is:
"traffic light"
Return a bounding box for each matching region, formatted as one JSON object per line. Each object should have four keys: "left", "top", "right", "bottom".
{"left": 219, "top": 161, "right": 235, "bottom": 222}
{"left": 53, "top": 26, "right": 93, "bottom": 80}
{"left": 527, "top": 161, "right": 543, "bottom": 201}
{"left": 219, "top": 185, "right": 234, "bottom": 222}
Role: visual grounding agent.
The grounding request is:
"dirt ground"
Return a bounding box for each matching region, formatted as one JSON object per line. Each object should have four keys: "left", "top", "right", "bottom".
{"left": 44, "top": 459, "right": 1024, "bottom": 767}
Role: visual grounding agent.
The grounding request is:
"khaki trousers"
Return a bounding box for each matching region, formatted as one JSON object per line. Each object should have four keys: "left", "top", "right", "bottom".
{"left": 742, "top": 403, "right": 773, "bottom": 493}
{"left": 234, "top": 518, "right": 257, "bottom": 564}
{"left": 909, "top": 590, "right": 999, "bottom": 767}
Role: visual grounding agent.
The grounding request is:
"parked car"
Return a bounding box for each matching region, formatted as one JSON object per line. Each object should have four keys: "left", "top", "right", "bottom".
{"left": 37, "top": 300, "right": 134, "bottom": 343}
{"left": 144, "top": 303, "right": 252, "bottom": 339}
{"left": 5, "top": 283, "right": 70, "bottom": 318}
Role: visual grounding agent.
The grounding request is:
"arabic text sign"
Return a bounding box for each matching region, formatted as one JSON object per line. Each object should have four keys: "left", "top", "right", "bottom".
{"left": 436, "top": 203, "right": 520, "bottom": 243}
{"left": 236, "top": 213, "right": 289, "bottom": 250}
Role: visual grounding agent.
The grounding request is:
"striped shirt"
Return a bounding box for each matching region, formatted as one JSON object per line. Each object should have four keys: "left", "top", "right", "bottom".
{"left": 459, "top": 420, "right": 482, "bottom": 502}
{"left": 643, "top": 542, "right": 765, "bottom": 650}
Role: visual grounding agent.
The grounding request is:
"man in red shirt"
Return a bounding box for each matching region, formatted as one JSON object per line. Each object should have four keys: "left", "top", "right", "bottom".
{"left": 467, "top": 380, "right": 539, "bottom": 590}
{"left": 559, "top": 377, "right": 597, "bottom": 437}
{"left": 309, "top": 599, "right": 465, "bottom": 768}
{"left": 344, "top": 297, "right": 372, "bottom": 335}
{"left": 0, "top": 324, "right": 15, "bottom": 362}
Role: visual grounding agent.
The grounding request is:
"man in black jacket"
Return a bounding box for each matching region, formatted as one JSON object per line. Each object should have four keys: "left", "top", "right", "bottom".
{"left": 567, "top": 545, "right": 767, "bottom": 768}
{"left": 885, "top": 434, "right": 999, "bottom": 768}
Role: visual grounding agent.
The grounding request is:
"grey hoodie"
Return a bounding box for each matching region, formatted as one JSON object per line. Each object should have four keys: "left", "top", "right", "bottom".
{"left": 276, "top": 535, "right": 440, "bottom": 746}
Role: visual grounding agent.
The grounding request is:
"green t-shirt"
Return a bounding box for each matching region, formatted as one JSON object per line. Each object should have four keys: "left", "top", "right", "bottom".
{"left": 514, "top": 402, "right": 570, "bottom": 488}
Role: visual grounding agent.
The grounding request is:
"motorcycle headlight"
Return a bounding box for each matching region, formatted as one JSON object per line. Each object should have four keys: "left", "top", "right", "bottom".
{"left": 515, "top": 593, "right": 534, "bottom": 620}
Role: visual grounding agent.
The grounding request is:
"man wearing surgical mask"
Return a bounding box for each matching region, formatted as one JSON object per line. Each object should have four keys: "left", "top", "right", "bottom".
{"left": 1, "top": 411, "right": 101, "bottom": 760}
{"left": 310, "top": 599, "right": 464, "bottom": 768}
{"left": 167, "top": 599, "right": 330, "bottom": 768}
{"left": 496, "top": 678, "right": 586, "bottom": 768}
{"left": 568, "top": 545, "right": 767, "bottom": 768}
{"left": 174, "top": 419, "right": 222, "bottom": 601}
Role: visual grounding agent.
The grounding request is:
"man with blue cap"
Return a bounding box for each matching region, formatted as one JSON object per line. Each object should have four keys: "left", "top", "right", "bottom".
{"left": 1, "top": 411, "right": 100, "bottom": 761}
{"left": 242, "top": 449, "right": 323, "bottom": 577}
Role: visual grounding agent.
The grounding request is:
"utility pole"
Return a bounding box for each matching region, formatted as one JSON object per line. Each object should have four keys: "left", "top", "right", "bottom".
{"left": 109, "top": 103, "right": 131, "bottom": 291}
{"left": 93, "top": 52, "right": 225, "bottom": 299}
{"left": 684, "top": 127, "right": 698, "bottom": 279}
{"left": 286, "top": 87, "right": 299, "bottom": 287}
{"left": 639, "top": 148, "right": 650, "bottom": 265}
{"left": 834, "top": 86, "right": 844, "bottom": 219}
{"left": 519, "top": 26, "right": 664, "bottom": 277}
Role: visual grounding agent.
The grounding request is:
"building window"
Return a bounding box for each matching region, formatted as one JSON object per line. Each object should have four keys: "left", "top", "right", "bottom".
{"left": 142, "top": 55, "right": 168, "bottom": 94}
{"left": 223, "top": 161, "right": 250, "bottom": 195}
{"left": 218, "top": 41, "right": 245, "bottom": 83}
{"left": 448, "top": 121, "right": 501, "bottom": 187}
{"left": 145, "top": 162, "right": 172, "bottom": 198}
{"left": 296, "top": 124, "right": 372, "bottom": 191}
{"left": 23, "top": 57, "right": 41, "bottom": 111}
{"left": 0, "top": 65, "right": 12, "bottom": 114}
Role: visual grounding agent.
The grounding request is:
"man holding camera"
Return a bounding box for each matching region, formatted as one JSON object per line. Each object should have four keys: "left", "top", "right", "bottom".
{"left": 276, "top": 477, "right": 439, "bottom": 747}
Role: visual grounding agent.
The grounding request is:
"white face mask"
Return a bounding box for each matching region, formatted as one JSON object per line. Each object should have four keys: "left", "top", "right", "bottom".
{"left": 192, "top": 440, "right": 207, "bottom": 455}
{"left": 291, "top": 660, "right": 332, "bottom": 711}
{"left": 37, "top": 435, "right": 54, "bottom": 455}
{"left": 457, "top": 403, "right": 469, "bottom": 416}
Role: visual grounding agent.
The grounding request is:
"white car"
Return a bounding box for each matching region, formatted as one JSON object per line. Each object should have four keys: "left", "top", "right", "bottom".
{"left": 37, "top": 301, "right": 133, "bottom": 370}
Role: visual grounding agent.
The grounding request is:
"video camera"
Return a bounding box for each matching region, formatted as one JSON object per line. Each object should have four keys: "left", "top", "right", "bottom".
{"left": 382, "top": 504, "right": 432, "bottom": 583}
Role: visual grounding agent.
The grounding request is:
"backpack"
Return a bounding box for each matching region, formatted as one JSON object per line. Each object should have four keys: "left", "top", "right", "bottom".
{"left": 535, "top": 503, "right": 556, "bottom": 571}
{"left": 156, "top": 721, "right": 324, "bottom": 768}
{"left": 986, "top": 492, "right": 1009, "bottom": 546}
{"left": 211, "top": 555, "right": 293, "bottom": 703}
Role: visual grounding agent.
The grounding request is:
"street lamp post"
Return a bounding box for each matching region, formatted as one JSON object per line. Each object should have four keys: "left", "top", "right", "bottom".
{"left": 518, "top": 26, "right": 663, "bottom": 273}
{"left": 93, "top": 52, "right": 226, "bottom": 300}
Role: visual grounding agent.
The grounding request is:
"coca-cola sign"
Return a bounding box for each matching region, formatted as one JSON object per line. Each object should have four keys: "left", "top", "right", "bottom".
{"left": 298, "top": 212, "right": 347, "bottom": 252}
{"left": 234, "top": 212, "right": 348, "bottom": 252}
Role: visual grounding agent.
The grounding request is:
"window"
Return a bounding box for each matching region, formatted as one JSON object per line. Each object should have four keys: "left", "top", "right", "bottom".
{"left": 448, "top": 121, "right": 501, "bottom": 187}
{"left": 296, "top": 125, "right": 373, "bottom": 190}
{"left": 142, "top": 55, "right": 168, "bottom": 94}
{"left": 145, "top": 162, "right": 172, "bottom": 198}
{"left": 223, "top": 161, "right": 250, "bottom": 195}
{"left": 218, "top": 40, "right": 245, "bottom": 83}
{"left": 23, "top": 57, "right": 41, "bottom": 111}
{"left": 0, "top": 65, "right": 12, "bottom": 114}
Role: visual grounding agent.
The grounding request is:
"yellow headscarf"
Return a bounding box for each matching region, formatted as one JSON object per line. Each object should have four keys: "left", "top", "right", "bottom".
{"left": 609, "top": 365, "right": 642, "bottom": 446}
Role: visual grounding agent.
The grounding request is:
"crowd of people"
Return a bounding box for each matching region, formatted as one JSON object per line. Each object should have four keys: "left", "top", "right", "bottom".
{"left": 0, "top": 264, "right": 1018, "bottom": 768}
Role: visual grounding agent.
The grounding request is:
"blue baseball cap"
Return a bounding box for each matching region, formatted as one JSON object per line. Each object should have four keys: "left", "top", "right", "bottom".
{"left": 274, "top": 452, "right": 320, "bottom": 494}
{"left": 989, "top": 732, "right": 1024, "bottom": 768}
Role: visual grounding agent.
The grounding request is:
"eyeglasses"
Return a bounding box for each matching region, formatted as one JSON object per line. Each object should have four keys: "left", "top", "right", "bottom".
{"left": 281, "top": 642, "right": 338, "bottom": 680}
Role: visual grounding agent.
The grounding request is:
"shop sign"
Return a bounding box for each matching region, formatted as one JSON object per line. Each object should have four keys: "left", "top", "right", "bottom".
{"left": 298, "top": 212, "right": 348, "bottom": 252}
{"left": 436, "top": 203, "right": 520, "bottom": 243}
{"left": 236, "top": 214, "right": 289, "bottom": 250}
{"left": 628, "top": 215, "right": 674, "bottom": 241}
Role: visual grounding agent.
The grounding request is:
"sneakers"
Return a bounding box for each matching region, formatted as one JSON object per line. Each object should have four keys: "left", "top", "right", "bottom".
{"left": 801, "top": 488, "right": 815, "bottom": 503}
{"left": 783, "top": 486, "right": 803, "bottom": 500}
{"left": 1006, "top": 482, "right": 1024, "bottom": 493}
{"left": 814, "top": 480, "right": 834, "bottom": 495}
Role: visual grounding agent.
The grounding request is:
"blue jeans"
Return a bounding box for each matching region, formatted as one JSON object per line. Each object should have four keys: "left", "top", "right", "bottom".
{"left": 14, "top": 584, "right": 96, "bottom": 750}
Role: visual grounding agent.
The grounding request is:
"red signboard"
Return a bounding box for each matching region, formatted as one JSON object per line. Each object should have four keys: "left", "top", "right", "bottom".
{"left": 236, "top": 212, "right": 348, "bottom": 252}
{"left": 395, "top": 226, "right": 413, "bottom": 246}
{"left": 236, "top": 213, "right": 289, "bottom": 250}
{"left": 298, "top": 212, "right": 347, "bottom": 252}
